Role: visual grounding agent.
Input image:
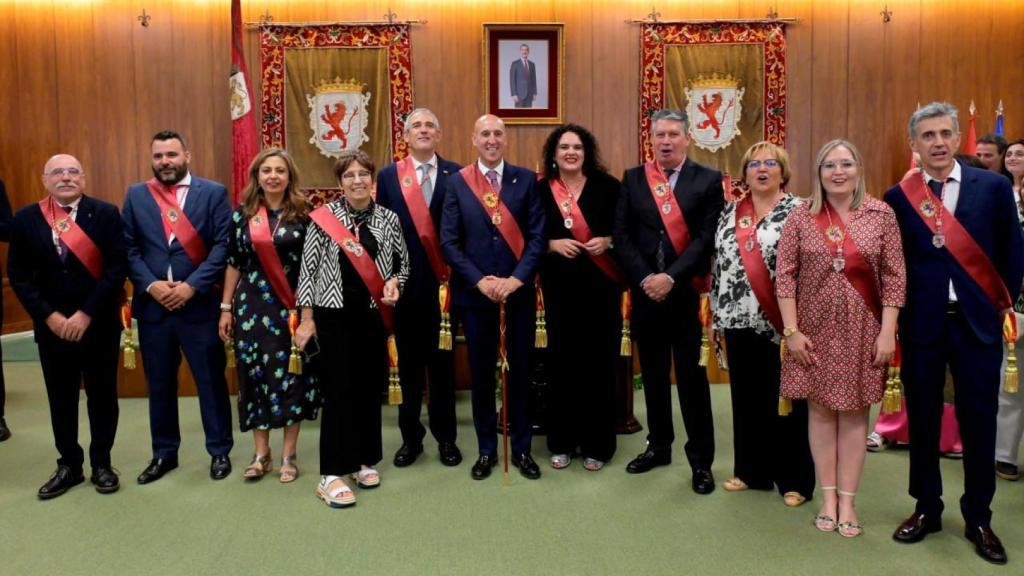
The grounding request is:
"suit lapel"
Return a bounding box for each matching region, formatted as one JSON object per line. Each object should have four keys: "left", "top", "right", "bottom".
{"left": 953, "top": 171, "right": 977, "bottom": 222}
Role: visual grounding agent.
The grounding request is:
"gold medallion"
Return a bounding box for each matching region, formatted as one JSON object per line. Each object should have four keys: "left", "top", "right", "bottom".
{"left": 654, "top": 183, "right": 669, "bottom": 198}
{"left": 491, "top": 212, "right": 502, "bottom": 226}
{"left": 252, "top": 215, "right": 263, "bottom": 226}
{"left": 919, "top": 198, "right": 937, "bottom": 218}
{"left": 166, "top": 208, "right": 179, "bottom": 223}
{"left": 483, "top": 192, "right": 499, "bottom": 209}
{"left": 738, "top": 215, "right": 753, "bottom": 229}
{"left": 402, "top": 176, "right": 414, "bottom": 188}
{"left": 825, "top": 225, "right": 844, "bottom": 243}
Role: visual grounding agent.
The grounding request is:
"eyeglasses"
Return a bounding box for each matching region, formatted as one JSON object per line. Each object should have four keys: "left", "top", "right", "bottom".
{"left": 44, "top": 168, "right": 82, "bottom": 177}
{"left": 746, "top": 159, "right": 780, "bottom": 169}
{"left": 820, "top": 160, "right": 858, "bottom": 171}
{"left": 341, "top": 170, "right": 373, "bottom": 181}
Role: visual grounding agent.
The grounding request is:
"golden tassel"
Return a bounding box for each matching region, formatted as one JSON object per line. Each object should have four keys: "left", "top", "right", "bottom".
{"left": 620, "top": 319, "right": 632, "bottom": 357}
{"left": 535, "top": 309, "right": 548, "bottom": 348}
{"left": 698, "top": 333, "right": 710, "bottom": 367}
{"left": 1006, "top": 342, "right": 1019, "bottom": 393}
{"left": 387, "top": 335, "right": 402, "bottom": 405}
{"left": 438, "top": 282, "right": 452, "bottom": 351}
{"left": 225, "top": 339, "right": 236, "bottom": 368}
{"left": 288, "top": 344, "right": 303, "bottom": 375}
{"left": 122, "top": 331, "right": 136, "bottom": 370}
{"left": 778, "top": 396, "right": 792, "bottom": 416}
{"left": 697, "top": 293, "right": 711, "bottom": 367}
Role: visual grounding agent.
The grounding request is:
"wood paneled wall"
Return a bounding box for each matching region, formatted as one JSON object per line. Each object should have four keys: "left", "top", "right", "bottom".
{"left": 1, "top": 0, "right": 1022, "bottom": 332}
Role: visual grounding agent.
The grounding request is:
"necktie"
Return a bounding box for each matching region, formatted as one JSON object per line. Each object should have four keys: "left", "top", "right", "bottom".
{"left": 58, "top": 205, "right": 72, "bottom": 261}
{"left": 656, "top": 169, "right": 675, "bottom": 272}
{"left": 419, "top": 164, "right": 433, "bottom": 205}
{"left": 928, "top": 178, "right": 944, "bottom": 198}
{"left": 486, "top": 169, "right": 500, "bottom": 193}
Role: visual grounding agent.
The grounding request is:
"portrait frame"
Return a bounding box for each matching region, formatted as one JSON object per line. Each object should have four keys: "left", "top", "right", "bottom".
{"left": 483, "top": 23, "right": 564, "bottom": 125}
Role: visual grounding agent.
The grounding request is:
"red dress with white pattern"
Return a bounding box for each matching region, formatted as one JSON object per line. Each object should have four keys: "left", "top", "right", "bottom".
{"left": 776, "top": 197, "right": 906, "bottom": 411}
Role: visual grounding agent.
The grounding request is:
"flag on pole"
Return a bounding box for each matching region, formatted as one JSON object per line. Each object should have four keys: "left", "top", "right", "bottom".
{"left": 995, "top": 100, "right": 1005, "bottom": 137}
{"left": 231, "top": 0, "right": 258, "bottom": 206}
{"left": 963, "top": 100, "right": 978, "bottom": 156}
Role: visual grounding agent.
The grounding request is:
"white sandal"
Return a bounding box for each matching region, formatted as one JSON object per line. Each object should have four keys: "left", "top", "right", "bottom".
{"left": 352, "top": 467, "right": 381, "bottom": 489}
{"left": 550, "top": 454, "right": 571, "bottom": 469}
{"left": 316, "top": 475, "right": 356, "bottom": 508}
{"left": 866, "top": 432, "right": 889, "bottom": 452}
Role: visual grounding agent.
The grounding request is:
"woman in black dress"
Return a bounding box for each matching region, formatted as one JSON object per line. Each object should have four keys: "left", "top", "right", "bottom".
{"left": 219, "top": 148, "right": 318, "bottom": 483}
{"left": 539, "top": 124, "right": 622, "bottom": 471}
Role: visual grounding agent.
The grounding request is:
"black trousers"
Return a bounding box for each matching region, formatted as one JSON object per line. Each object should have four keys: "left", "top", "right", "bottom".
{"left": 724, "top": 328, "right": 815, "bottom": 497}
{"left": 316, "top": 305, "right": 385, "bottom": 476}
{"left": 634, "top": 292, "right": 715, "bottom": 470}
{"left": 903, "top": 310, "right": 1002, "bottom": 529}
{"left": 36, "top": 326, "right": 120, "bottom": 471}
{"left": 394, "top": 297, "right": 456, "bottom": 447}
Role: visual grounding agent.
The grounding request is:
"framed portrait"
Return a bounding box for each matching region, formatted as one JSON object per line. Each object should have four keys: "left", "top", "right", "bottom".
{"left": 483, "top": 23, "right": 564, "bottom": 124}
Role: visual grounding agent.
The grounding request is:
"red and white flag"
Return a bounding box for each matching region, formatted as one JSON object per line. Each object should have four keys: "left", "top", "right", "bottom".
{"left": 230, "top": 0, "right": 258, "bottom": 206}
{"left": 963, "top": 100, "right": 978, "bottom": 156}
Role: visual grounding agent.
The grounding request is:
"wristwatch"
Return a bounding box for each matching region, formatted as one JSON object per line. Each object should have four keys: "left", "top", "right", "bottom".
{"left": 783, "top": 326, "right": 799, "bottom": 337}
{"left": 219, "top": 303, "right": 232, "bottom": 312}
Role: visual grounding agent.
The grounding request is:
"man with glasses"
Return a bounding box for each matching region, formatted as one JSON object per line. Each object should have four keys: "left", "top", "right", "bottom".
{"left": 8, "top": 154, "right": 127, "bottom": 498}
{"left": 123, "top": 131, "right": 234, "bottom": 484}
{"left": 886, "top": 102, "right": 1024, "bottom": 564}
{"left": 613, "top": 108, "right": 724, "bottom": 495}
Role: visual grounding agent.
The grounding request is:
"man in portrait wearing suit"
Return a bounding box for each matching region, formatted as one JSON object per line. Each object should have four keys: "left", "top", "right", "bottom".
{"left": 509, "top": 44, "right": 537, "bottom": 109}
{"left": 441, "top": 114, "right": 545, "bottom": 480}
{"left": 376, "top": 108, "right": 464, "bottom": 468}
{"left": 613, "top": 108, "right": 723, "bottom": 495}
{"left": 122, "top": 130, "right": 234, "bottom": 484}
{"left": 886, "top": 102, "right": 1024, "bottom": 565}
{"left": 8, "top": 154, "right": 127, "bottom": 498}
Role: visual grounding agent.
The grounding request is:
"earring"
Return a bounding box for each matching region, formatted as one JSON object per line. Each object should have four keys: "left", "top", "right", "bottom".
{"left": 551, "top": 162, "right": 557, "bottom": 169}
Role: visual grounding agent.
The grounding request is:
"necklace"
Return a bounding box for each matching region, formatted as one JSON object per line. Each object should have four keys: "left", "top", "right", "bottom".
{"left": 824, "top": 202, "right": 846, "bottom": 272}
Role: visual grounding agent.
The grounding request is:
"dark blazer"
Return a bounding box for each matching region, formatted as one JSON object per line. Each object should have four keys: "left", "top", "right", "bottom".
{"left": 376, "top": 156, "right": 461, "bottom": 302}
{"left": 122, "top": 176, "right": 230, "bottom": 323}
{"left": 613, "top": 158, "right": 724, "bottom": 289}
{"left": 440, "top": 162, "right": 546, "bottom": 308}
{"left": 509, "top": 59, "right": 537, "bottom": 102}
{"left": 884, "top": 163, "right": 1024, "bottom": 345}
{"left": 8, "top": 195, "right": 127, "bottom": 337}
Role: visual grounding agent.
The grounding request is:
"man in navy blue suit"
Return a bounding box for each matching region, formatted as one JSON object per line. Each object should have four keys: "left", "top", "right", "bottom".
{"left": 509, "top": 44, "right": 537, "bottom": 109}
{"left": 441, "top": 114, "right": 545, "bottom": 480}
{"left": 887, "top": 102, "right": 1024, "bottom": 564}
{"left": 9, "top": 154, "right": 127, "bottom": 498}
{"left": 123, "top": 131, "right": 234, "bottom": 484}
{"left": 377, "top": 108, "right": 464, "bottom": 468}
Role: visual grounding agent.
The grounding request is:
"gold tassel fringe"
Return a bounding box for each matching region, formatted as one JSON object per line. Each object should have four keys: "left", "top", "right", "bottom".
{"left": 288, "top": 343, "right": 303, "bottom": 375}
{"left": 122, "top": 330, "right": 136, "bottom": 370}
{"left": 387, "top": 335, "right": 402, "bottom": 405}
{"left": 1006, "top": 342, "right": 1019, "bottom": 393}
{"left": 778, "top": 396, "right": 792, "bottom": 416}
{"left": 534, "top": 310, "right": 548, "bottom": 348}
{"left": 620, "top": 319, "right": 632, "bottom": 357}
{"left": 881, "top": 367, "right": 904, "bottom": 414}
{"left": 698, "top": 333, "right": 710, "bottom": 367}
{"left": 438, "top": 311, "right": 453, "bottom": 351}
{"left": 225, "top": 340, "right": 236, "bottom": 368}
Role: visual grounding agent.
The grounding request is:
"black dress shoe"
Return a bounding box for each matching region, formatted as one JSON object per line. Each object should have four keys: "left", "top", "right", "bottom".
{"left": 511, "top": 453, "right": 541, "bottom": 480}
{"left": 892, "top": 512, "right": 942, "bottom": 543}
{"left": 210, "top": 455, "right": 231, "bottom": 480}
{"left": 995, "top": 461, "right": 1020, "bottom": 481}
{"left": 966, "top": 526, "right": 1008, "bottom": 565}
{"left": 692, "top": 468, "right": 715, "bottom": 495}
{"left": 438, "top": 442, "right": 463, "bottom": 467}
{"left": 471, "top": 454, "right": 497, "bottom": 480}
{"left": 137, "top": 458, "right": 178, "bottom": 485}
{"left": 393, "top": 443, "right": 423, "bottom": 468}
{"left": 626, "top": 449, "right": 671, "bottom": 474}
{"left": 90, "top": 466, "right": 120, "bottom": 494}
{"left": 38, "top": 465, "right": 85, "bottom": 500}
{"left": 0, "top": 417, "right": 11, "bottom": 442}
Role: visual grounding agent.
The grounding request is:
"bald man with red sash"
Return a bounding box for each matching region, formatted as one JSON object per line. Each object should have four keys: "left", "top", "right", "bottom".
{"left": 376, "top": 108, "right": 464, "bottom": 468}
{"left": 9, "top": 154, "right": 127, "bottom": 499}
{"left": 440, "top": 115, "right": 546, "bottom": 481}
{"left": 613, "top": 109, "right": 724, "bottom": 495}
{"left": 886, "top": 103, "right": 1024, "bottom": 564}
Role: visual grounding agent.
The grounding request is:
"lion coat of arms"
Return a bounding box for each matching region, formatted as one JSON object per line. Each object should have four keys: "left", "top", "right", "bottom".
{"left": 306, "top": 77, "right": 371, "bottom": 158}
{"left": 684, "top": 74, "right": 745, "bottom": 153}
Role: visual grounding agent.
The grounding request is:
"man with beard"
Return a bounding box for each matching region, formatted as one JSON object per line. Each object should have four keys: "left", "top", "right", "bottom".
{"left": 8, "top": 154, "right": 126, "bottom": 498}
{"left": 123, "top": 131, "right": 234, "bottom": 484}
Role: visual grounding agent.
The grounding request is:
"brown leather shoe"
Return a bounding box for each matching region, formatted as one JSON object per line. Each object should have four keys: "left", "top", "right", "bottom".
{"left": 965, "top": 526, "right": 1008, "bottom": 565}
{"left": 892, "top": 512, "right": 942, "bottom": 543}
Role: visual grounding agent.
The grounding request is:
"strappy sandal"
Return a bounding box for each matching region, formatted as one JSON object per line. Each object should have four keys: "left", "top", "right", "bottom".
{"left": 550, "top": 454, "right": 571, "bottom": 469}
{"left": 866, "top": 432, "right": 889, "bottom": 452}
{"left": 279, "top": 454, "right": 298, "bottom": 484}
{"left": 582, "top": 458, "right": 605, "bottom": 471}
{"left": 351, "top": 467, "right": 380, "bottom": 489}
{"left": 243, "top": 452, "right": 272, "bottom": 481}
{"left": 836, "top": 490, "right": 862, "bottom": 537}
{"left": 316, "top": 475, "right": 355, "bottom": 508}
{"left": 723, "top": 477, "right": 749, "bottom": 492}
{"left": 783, "top": 491, "right": 807, "bottom": 507}
{"left": 814, "top": 486, "right": 838, "bottom": 532}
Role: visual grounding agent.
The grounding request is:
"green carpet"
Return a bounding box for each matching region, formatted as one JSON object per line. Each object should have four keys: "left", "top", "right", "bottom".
{"left": 0, "top": 358, "right": 1021, "bottom": 576}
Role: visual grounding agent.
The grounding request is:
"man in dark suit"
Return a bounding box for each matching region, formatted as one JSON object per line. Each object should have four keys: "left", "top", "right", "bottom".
{"left": 123, "top": 131, "right": 234, "bottom": 484}
{"left": 613, "top": 108, "right": 723, "bottom": 495}
{"left": 509, "top": 44, "right": 537, "bottom": 109}
{"left": 377, "top": 108, "right": 463, "bottom": 468}
{"left": 886, "top": 102, "right": 1024, "bottom": 565}
{"left": 441, "top": 114, "right": 545, "bottom": 480}
{"left": 0, "top": 178, "right": 12, "bottom": 442}
{"left": 8, "top": 154, "right": 127, "bottom": 498}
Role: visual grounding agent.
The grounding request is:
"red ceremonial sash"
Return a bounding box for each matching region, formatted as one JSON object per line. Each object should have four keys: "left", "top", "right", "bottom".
{"left": 899, "top": 175, "right": 1013, "bottom": 311}
{"left": 397, "top": 157, "right": 449, "bottom": 282}
{"left": 248, "top": 205, "right": 295, "bottom": 310}
{"left": 812, "top": 202, "right": 882, "bottom": 321}
{"left": 39, "top": 197, "right": 103, "bottom": 280}
{"left": 549, "top": 178, "right": 624, "bottom": 284}
{"left": 734, "top": 196, "right": 784, "bottom": 332}
{"left": 643, "top": 162, "right": 691, "bottom": 256}
{"left": 460, "top": 165, "right": 524, "bottom": 259}
{"left": 146, "top": 178, "right": 208, "bottom": 267}
{"left": 308, "top": 205, "right": 393, "bottom": 332}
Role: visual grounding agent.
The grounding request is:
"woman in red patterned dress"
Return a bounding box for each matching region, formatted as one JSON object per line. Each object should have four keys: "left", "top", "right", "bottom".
{"left": 775, "top": 139, "right": 906, "bottom": 538}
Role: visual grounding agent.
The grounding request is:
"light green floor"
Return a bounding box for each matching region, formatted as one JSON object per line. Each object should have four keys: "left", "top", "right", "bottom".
{"left": 1, "top": 352, "right": 1021, "bottom": 575}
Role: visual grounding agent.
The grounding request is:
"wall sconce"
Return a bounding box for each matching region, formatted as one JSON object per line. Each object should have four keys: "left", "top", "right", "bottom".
{"left": 138, "top": 9, "right": 151, "bottom": 28}
{"left": 880, "top": 5, "right": 892, "bottom": 23}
